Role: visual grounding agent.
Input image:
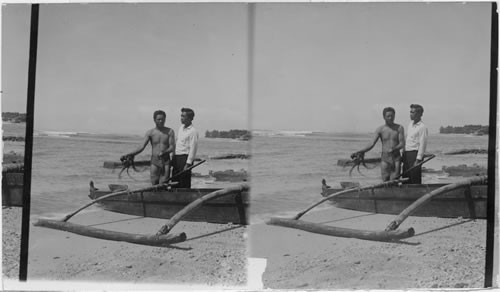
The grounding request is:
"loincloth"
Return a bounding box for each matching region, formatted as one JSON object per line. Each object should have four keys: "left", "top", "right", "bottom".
{"left": 151, "top": 155, "right": 170, "bottom": 168}
{"left": 381, "top": 151, "right": 401, "bottom": 171}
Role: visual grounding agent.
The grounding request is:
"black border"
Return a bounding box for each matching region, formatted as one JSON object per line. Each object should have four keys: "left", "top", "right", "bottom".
{"left": 485, "top": 2, "right": 498, "bottom": 288}
{"left": 19, "top": 3, "right": 39, "bottom": 281}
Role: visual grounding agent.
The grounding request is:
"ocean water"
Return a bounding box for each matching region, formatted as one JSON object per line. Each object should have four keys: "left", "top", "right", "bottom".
{"left": 28, "top": 130, "right": 249, "bottom": 217}
{"left": 249, "top": 131, "right": 489, "bottom": 223}
{"left": 2, "top": 124, "right": 490, "bottom": 222}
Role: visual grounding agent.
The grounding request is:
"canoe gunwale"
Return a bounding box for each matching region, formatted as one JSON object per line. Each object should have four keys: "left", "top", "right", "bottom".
{"left": 320, "top": 181, "right": 487, "bottom": 219}
{"left": 34, "top": 184, "right": 249, "bottom": 247}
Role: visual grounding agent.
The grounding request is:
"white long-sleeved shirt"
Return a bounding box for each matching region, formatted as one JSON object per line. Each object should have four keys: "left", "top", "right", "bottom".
{"left": 405, "top": 120, "right": 428, "bottom": 160}
{"left": 175, "top": 124, "right": 199, "bottom": 164}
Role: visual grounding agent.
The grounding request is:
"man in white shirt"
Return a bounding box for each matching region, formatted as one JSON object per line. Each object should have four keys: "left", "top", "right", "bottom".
{"left": 173, "top": 108, "right": 199, "bottom": 188}
{"left": 403, "top": 104, "right": 428, "bottom": 184}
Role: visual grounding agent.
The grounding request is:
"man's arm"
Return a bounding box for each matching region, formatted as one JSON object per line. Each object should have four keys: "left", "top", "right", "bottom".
{"left": 354, "top": 129, "right": 380, "bottom": 156}
{"left": 392, "top": 125, "right": 405, "bottom": 153}
{"left": 124, "top": 131, "right": 150, "bottom": 157}
{"left": 185, "top": 130, "right": 199, "bottom": 168}
{"left": 159, "top": 129, "right": 175, "bottom": 160}
{"left": 416, "top": 126, "right": 428, "bottom": 163}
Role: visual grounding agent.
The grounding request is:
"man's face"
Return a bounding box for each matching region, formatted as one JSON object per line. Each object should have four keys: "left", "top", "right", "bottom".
{"left": 384, "top": 111, "right": 395, "bottom": 125}
{"left": 180, "top": 112, "right": 190, "bottom": 125}
{"left": 410, "top": 108, "right": 419, "bottom": 121}
{"left": 154, "top": 114, "right": 166, "bottom": 127}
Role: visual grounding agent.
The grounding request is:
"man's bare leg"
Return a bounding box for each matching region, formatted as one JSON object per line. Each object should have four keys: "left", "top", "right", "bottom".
{"left": 380, "top": 161, "right": 391, "bottom": 182}
{"left": 390, "top": 161, "right": 401, "bottom": 181}
{"left": 159, "top": 162, "right": 171, "bottom": 185}
{"left": 150, "top": 164, "right": 161, "bottom": 185}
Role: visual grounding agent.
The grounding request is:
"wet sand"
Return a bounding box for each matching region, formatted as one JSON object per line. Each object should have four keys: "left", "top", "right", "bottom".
{"left": 249, "top": 207, "right": 487, "bottom": 289}
{"left": 11, "top": 210, "right": 247, "bottom": 289}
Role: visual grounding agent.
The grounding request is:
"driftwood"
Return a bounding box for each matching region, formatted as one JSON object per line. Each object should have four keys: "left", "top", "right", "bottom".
{"left": 442, "top": 164, "right": 487, "bottom": 177}
{"left": 385, "top": 175, "right": 488, "bottom": 231}
{"left": 34, "top": 219, "right": 186, "bottom": 246}
{"left": 444, "top": 149, "right": 488, "bottom": 155}
{"left": 209, "top": 169, "right": 248, "bottom": 182}
{"left": 268, "top": 218, "right": 415, "bottom": 241}
{"left": 210, "top": 154, "right": 250, "bottom": 160}
{"left": 157, "top": 184, "right": 249, "bottom": 235}
{"left": 103, "top": 160, "right": 150, "bottom": 169}
{"left": 293, "top": 178, "right": 408, "bottom": 220}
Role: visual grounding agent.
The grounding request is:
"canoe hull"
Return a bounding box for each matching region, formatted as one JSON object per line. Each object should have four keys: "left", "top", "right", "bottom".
{"left": 89, "top": 187, "right": 248, "bottom": 224}
{"left": 2, "top": 173, "right": 23, "bottom": 207}
{"left": 321, "top": 184, "right": 487, "bottom": 218}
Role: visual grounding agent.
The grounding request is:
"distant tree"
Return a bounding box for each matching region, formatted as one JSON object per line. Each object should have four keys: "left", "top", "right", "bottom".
{"left": 205, "top": 129, "right": 250, "bottom": 139}
{"left": 2, "top": 112, "right": 26, "bottom": 123}
{"left": 439, "top": 124, "right": 488, "bottom": 135}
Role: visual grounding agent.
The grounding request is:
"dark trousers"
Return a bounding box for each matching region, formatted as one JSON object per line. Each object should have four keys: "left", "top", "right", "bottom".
{"left": 402, "top": 150, "right": 421, "bottom": 184}
{"left": 172, "top": 154, "right": 191, "bottom": 188}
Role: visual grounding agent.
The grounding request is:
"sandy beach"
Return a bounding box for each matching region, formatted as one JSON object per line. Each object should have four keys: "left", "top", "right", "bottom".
{"left": 2, "top": 207, "right": 23, "bottom": 280}
{"left": 249, "top": 207, "right": 486, "bottom": 289}
{"left": 24, "top": 210, "right": 247, "bottom": 287}
{"left": 2, "top": 123, "right": 26, "bottom": 281}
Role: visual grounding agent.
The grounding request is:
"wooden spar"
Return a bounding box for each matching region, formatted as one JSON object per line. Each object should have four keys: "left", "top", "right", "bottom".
{"left": 291, "top": 154, "right": 434, "bottom": 220}
{"left": 398, "top": 154, "right": 435, "bottom": 178}
{"left": 61, "top": 160, "right": 206, "bottom": 222}
{"left": 62, "top": 184, "right": 171, "bottom": 222}
{"left": 33, "top": 219, "right": 186, "bottom": 246}
{"left": 293, "top": 178, "right": 408, "bottom": 220}
{"left": 268, "top": 217, "right": 415, "bottom": 241}
{"left": 385, "top": 175, "right": 488, "bottom": 231}
{"left": 156, "top": 184, "right": 249, "bottom": 235}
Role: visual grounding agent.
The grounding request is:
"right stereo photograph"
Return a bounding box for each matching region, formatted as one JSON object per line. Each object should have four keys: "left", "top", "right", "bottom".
{"left": 248, "top": 2, "right": 497, "bottom": 290}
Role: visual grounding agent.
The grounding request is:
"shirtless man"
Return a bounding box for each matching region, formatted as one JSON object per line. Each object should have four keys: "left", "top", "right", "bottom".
{"left": 352, "top": 107, "right": 405, "bottom": 181}
{"left": 122, "top": 110, "right": 175, "bottom": 185}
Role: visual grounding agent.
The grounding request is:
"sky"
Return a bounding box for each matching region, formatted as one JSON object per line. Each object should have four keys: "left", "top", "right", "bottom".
{"left": 2, "top": 3, "right": 493, "bottom": 134}
{"left": 252, "top": 2, "right": 492, "bottom": 133}
{"left": 2, "top": 3, "right": 249, "bottom": 135}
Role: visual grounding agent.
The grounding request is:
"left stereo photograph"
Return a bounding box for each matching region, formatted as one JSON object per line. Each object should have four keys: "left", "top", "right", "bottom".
{"left": 2, "top": 3, "right": 251, "bottom": 289}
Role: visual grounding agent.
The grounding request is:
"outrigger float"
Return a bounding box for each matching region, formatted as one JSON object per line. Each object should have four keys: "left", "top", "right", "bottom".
{"left": 267, "top": 175, "right": 488, "bottom": 242}
{"left": 34, "top": 160, "right": 249, "bottom": 247}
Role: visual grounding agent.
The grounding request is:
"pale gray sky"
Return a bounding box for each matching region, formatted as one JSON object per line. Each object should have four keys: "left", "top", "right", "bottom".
{"left": 252, "top": 3, "right": 491, "bottom": 133}
{"left": 2, "top": 3, "right": 249, "bottom": 135}
{"left": 2, "top": 3, "right": 493, "bottom": 134}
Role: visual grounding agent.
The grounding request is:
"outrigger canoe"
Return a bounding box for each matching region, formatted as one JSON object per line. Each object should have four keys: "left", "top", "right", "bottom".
{"left": 2, "top": 164, "right": 24, "bottom": 207}
{"left": 35, "top": 183, "right": 249, "bottom": 247}
{"left": 268, "top": 176, "right": 487, "bottom": 241}
{"left": 321, "top": 180, "right": 487, "bottom": 219}
{"left": 89, "top": 184, "right": 249, "bottom": 225}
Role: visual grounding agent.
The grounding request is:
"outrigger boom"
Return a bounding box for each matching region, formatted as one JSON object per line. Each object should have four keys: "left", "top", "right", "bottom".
{"left": 34, "top": 184, "right": 249, "bottom": 247}
{"left": 267, "top": 175, "right": 487, "bottom": 242}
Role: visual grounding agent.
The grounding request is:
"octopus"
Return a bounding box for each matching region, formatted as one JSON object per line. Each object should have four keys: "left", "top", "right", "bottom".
{"left": 118, "top": 154, "right": 140, "bottom": 180}
{"left": 348, "top": 152, "right": 376, "bottom": 177}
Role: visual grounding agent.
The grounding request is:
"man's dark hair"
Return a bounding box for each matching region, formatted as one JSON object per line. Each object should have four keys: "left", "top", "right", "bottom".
{"left": 181, "top": 108, "right": 195, "bottom": 120}
{"left": 153, "top": 110, "right": 166, "bottom": 119}
{"left": 410, "top": 104, "right": 424, "bottom": 116}
{"left": 382, "top": 107, "right": 395, "bottom": 117}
